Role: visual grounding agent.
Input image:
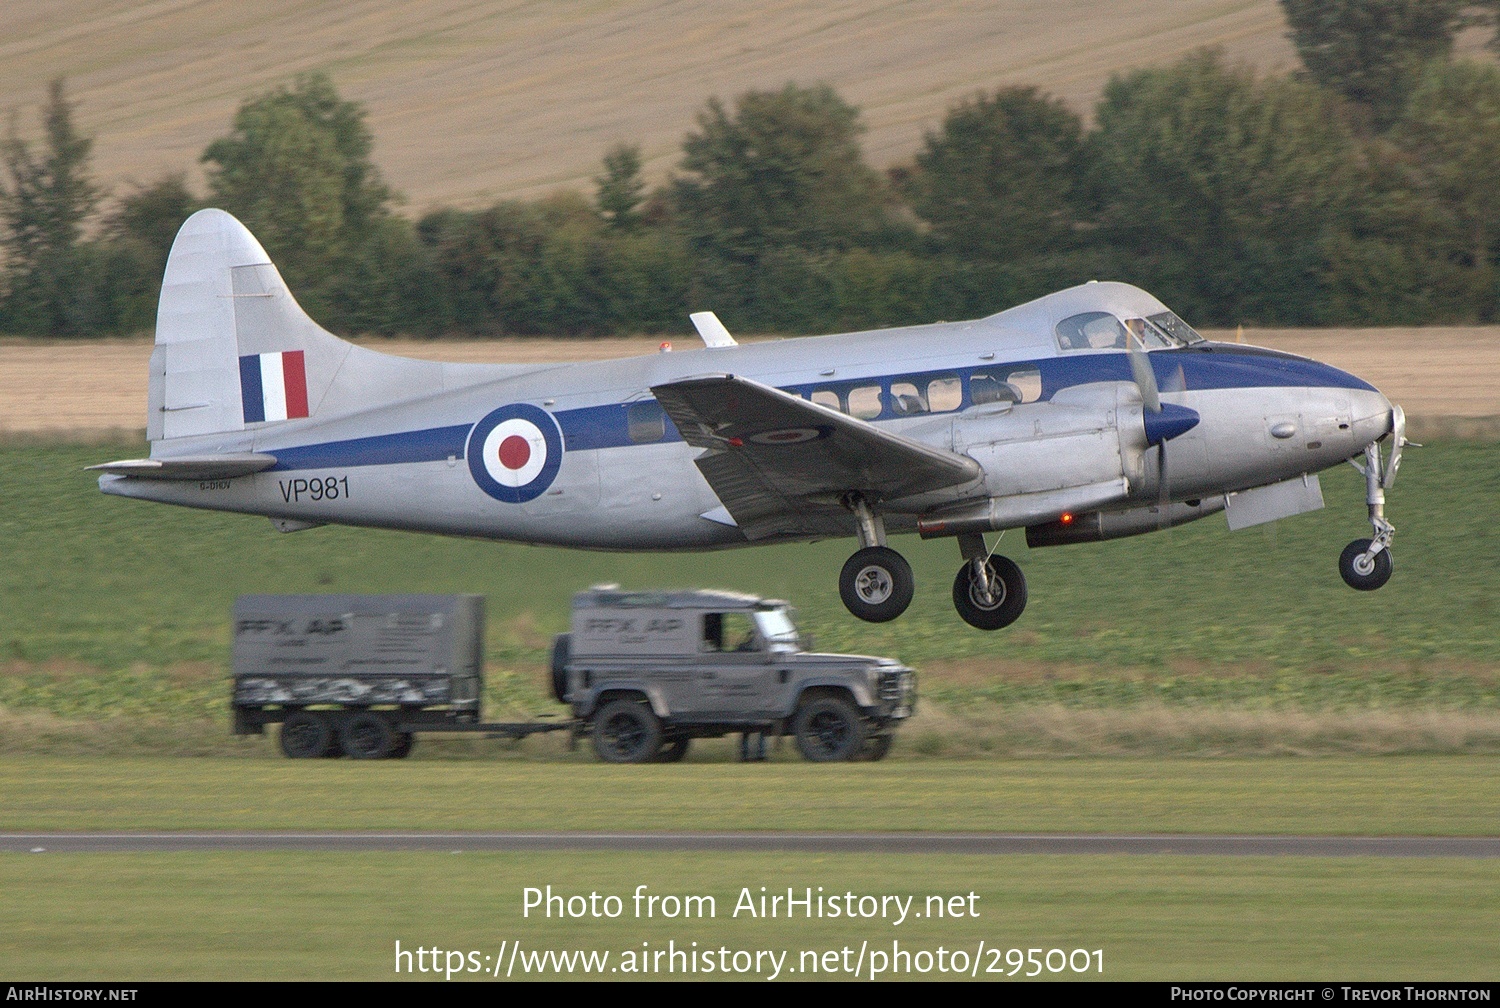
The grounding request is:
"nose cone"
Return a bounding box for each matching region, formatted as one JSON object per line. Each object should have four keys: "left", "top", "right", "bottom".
{"left": 1347, "top": 383, "right": 1395, "bottom": 448}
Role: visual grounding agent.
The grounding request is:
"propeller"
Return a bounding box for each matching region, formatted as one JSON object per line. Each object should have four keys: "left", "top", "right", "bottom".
{"left": 1129, "top": 334, "right": 1199, "bottom": 528}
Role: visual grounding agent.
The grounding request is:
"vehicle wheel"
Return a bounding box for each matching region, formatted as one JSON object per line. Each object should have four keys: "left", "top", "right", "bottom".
{"left": 839, "top": 546, "right": 914, "bottom": 623}
{"left": 341, "top": 712, "right": 396, "bottom": 759}
{"left": 952, "top": 555, "right": 1028, "bottom": 630}
{"left": 655, "top": 737, "right": 691, "bottom": 763}
{"left": 1340, "top": 539, "right": 1393, "bottom": 591}
{"left": 859, "top": 733, "right": 893, "bottom": 762}
{"left": 793, "top": 696, "right": 867, "bottom": 762}
{"left": 388, "top": 732, "right": 415, "bottom": 759}
{"left": 591, "top": 700, "right": 662, "bottom": 764}
{"left": 549, "top": 633, "right": 571, "bottom": 703}
{"left": 279, "top": 711, "right": 336, "bottom": 759}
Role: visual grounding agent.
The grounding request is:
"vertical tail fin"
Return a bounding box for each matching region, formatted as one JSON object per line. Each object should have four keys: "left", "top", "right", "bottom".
{"left": 149, "top": 209, "right": 355, "bottom": 442}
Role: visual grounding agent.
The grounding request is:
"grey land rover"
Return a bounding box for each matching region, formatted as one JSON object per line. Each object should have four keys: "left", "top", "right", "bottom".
{"left": 551, "top": 587, "right": 916, "bottom": 763}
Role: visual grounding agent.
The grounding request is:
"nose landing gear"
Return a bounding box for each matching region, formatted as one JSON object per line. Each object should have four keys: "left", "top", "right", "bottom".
{"left": 1341, "top": 412, "right": 1407, "bottom": 591}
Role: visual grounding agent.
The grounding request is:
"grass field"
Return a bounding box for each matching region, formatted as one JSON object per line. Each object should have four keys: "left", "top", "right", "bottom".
{"left": 1, "top": 438, "right": 1496, "bottom": 757}
{"left": 2, "top": 756, "right": 1497, "bottom": 834}
{"left": 4, "top": 852, "right": 1498, "bottom": 980}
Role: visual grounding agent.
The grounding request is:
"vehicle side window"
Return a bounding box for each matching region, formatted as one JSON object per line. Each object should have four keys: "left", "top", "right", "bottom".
{"left": 848, "top": 385, "right": 882, "bottom": 420}
{"left": 701, "top": 612, "right": 759, "bottom": 651}
{"left": 926, "top": 375, "right": 963, "bottom": 413}
{"left": 890, "top": 381, "right": 927, "bottom": 416}
{"left": 627, "top": 400, "right": 666, "bottom": 443}
{"left": 1055, "top": 311, "right": 1127, "bottom": 351}
{"left": 810, "top": 389, "right": 842, "bottom": 412}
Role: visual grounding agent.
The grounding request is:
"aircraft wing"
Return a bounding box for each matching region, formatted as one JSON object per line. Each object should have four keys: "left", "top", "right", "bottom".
{"left": 651, "top": 374, "right": 980, "bottom": 540}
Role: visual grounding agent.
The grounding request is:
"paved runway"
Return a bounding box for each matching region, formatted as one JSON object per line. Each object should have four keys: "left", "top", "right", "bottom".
{"left": 4, "top": 833, "right": 1499, "bottom": 856}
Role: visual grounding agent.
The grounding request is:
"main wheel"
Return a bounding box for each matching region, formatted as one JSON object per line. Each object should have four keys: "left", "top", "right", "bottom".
{"left": 952, "top": 555, "right": 1028, "bottom": 630}
{"left": 340, "top": 712, "right": 396, "bottom": 759}
{"left": 792, "top": 696, "right": 867, "bottom": 762}
{"left": 388, "top": 732, "right": 415, "bottom": 759}
{"left": 279, "top": 711, "right": 336, "bottom": 759}
{"left": 591, "top": 700, "right": 662, "bottom": 764}
{"left": 655, "top": 737, "right": 691, "bottom": 763}
{"left": 1340, "top": 538, "right": 1393, "bottom": 591}
{"left": 839, "top": 546, "right": 915, "bottom": 623}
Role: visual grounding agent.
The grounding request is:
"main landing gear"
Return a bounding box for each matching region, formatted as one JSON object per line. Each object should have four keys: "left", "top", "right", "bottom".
{"left": 836, "top": 497, "right": 1028, "bottom": 630}
{"left": 1340, "top": 416, "right": 1406, "bottom": 592}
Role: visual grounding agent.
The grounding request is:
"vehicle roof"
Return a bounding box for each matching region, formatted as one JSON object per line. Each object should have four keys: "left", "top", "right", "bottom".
{"left": 573, "top": 587, "right": 788, "bottom": 611}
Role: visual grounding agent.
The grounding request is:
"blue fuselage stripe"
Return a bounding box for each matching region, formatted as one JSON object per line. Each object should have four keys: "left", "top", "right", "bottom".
{"left": 262, "top": 349, "right": 1378, "bottom": 471}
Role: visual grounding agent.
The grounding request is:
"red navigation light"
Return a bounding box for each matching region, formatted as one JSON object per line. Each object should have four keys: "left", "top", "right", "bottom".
{"left": 659, "top": 341, "right": 672, "bottom": 352}
{"left": 1060, "top": 512, "right": 1074, "bottom": 525}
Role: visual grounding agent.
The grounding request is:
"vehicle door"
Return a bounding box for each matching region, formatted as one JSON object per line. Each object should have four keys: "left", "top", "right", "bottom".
{"left": 688, "top": 612, "right": 774, "bottom": 719}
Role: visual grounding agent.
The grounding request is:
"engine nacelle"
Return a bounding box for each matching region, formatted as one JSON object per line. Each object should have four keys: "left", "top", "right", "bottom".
{"left": 1024, "top": 496, "right": 1225, "bottom": 547}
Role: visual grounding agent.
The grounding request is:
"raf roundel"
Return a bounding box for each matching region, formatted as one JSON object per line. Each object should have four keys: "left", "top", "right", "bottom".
{"left": 466, "top": 403, "right": 564, "bottom": 503}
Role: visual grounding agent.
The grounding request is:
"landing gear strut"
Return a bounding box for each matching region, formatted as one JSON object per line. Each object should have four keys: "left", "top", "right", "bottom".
{"left": 838, "top": 495, "right": 914, "bottom": 622}
{"left": 1341, "top": 415, "right": 1405, "bottom": 591}
{"left": 951, "top": 533, "right": 1028, "bottom": 630}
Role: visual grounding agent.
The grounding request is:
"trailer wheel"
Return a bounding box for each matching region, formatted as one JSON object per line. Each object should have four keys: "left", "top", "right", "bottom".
{"left": 792, "top": 696, "right": 866, "bottom": 762}
{"left": 388, "top": 732, "right": 415, "bottom": 759}
{"left": 591, "top": 700, "right": 662, "bottom": 764}
{"left": 280, "top": 711, "right": 336, "bottom": 759}
{"left": 341, "top": 712, "right": 396, "bottom": 759}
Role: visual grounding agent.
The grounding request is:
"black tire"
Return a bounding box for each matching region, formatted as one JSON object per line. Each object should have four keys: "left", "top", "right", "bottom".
{"left": 279, "top": 711, "right": 336, "bottom": 759}
{"left": 792, "top": 695, "right": 867, "bottom": 762}
{"left": 859, "top": 733, "right": 893, "bottom": 762}
{"left": 341, "top": 711, "right": 396, "bottom": 759}
{"left": 591, "top": 699, "right": 662, "bottom": 764}
{"left": 655, "top": 737, "right": 691, "bottom": 763}
{"left": 839, "top": 546, "right": 915, "bottom": 623}
{"left": 952, "top": 555, "right": 1028, "bottom": 630}
{"left": 1340, "top": 538, "right": 1393, "bottom": 591}
{"left": 549, "top": 633, "right": 571, "bottom": 703}
{"left": 388, "top": 732, "right": 415, "bottom": 759}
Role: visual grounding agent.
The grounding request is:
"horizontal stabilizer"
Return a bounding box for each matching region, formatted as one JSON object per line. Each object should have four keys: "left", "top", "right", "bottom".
{"left": 87, "top": 453, "right": 278, "bottom": 481}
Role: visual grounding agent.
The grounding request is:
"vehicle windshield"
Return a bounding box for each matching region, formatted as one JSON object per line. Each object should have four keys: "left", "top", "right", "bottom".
{"left": 753, "top": 609, "right": 801, "bottom": 652}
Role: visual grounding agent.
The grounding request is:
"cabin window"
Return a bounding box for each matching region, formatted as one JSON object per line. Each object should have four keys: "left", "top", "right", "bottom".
{"left": 848, "top": 384, "right": 883, "bottom": 420}
{"left": 970, "top": 366, "right": 1040, "bottom": 405}
{"left": 890, "top": 381, "right": 927, "bottom": 416}
{"left": 627, "top": 400, "right": 666, "bottom": 443}
{"left": 926, "top": 375, "right": 963, "bottom": 413}
{"left": 1055, "top": 311, "right": 1127, "bottom": 351}
{"left": 810, "top": 389, "right": 842, "bottom": 412}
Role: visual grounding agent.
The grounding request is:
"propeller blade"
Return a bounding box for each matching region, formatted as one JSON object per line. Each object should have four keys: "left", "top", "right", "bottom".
{"left": 1129, "top": 334, "right": 1161, "bottom": 413}
{"left": 1157, "top": 441, "right": 1169, "bottom": 531}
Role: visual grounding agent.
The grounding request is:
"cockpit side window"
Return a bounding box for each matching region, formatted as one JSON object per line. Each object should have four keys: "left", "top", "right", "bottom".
{"left": 1055, "top": 311, "right": 1128, "bottom": 351}
{"left": 1125, "top": 317, "right": 1172, "bottom": 349}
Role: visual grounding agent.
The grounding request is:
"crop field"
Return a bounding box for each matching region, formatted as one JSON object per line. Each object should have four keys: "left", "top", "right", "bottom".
{"left": 0, "top": 1, "right": 1310, "bottom": 209}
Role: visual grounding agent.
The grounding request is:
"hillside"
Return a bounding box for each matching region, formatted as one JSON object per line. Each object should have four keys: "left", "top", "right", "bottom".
{"left": 0, "top": 1, "right": 1305, "bottom": 211}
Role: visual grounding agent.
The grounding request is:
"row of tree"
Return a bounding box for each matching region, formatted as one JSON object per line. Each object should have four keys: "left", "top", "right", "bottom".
{"left": 5, "top": 0, "right": 1500, "bottom": 337}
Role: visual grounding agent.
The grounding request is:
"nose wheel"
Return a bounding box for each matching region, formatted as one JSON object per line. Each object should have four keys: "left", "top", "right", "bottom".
{"left": 1339, "top": 538, "right": 1393, "bottom": 591}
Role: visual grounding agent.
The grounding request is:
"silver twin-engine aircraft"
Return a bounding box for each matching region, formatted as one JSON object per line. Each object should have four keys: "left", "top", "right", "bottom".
{"left": 95, "top": 209, "right": 1408, "bottom": 628}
